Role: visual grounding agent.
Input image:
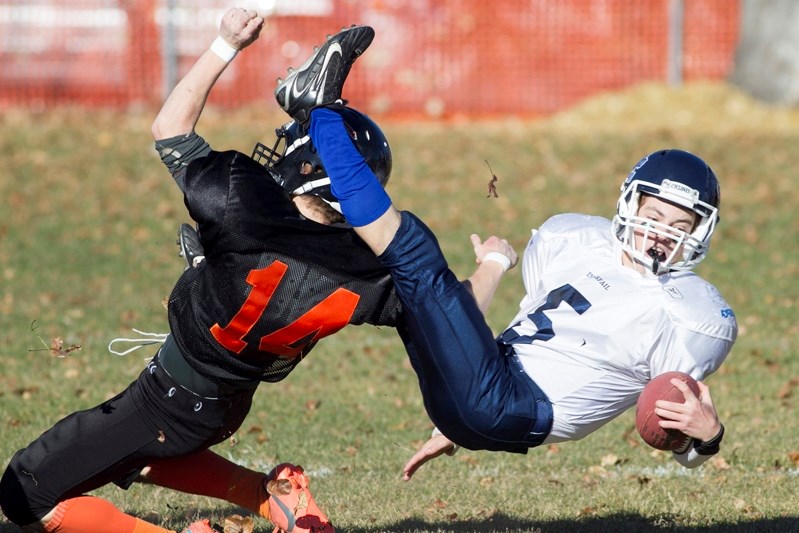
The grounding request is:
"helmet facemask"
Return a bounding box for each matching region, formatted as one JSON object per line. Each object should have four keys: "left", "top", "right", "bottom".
{"left": 613, "top": 179, "right": 718, "bottom": 275}
{"left": 252, "top": 121, "right": 342, "bottom": 213}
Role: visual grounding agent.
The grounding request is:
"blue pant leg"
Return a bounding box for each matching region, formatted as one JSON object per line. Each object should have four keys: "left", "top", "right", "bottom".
{"left": 381, "top": 212, "right": 552, "bottom": 452}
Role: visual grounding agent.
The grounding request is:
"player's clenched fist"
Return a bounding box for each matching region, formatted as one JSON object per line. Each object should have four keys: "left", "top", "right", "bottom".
{"left": 219, "top": 7, "right": 264, "bottom": 51}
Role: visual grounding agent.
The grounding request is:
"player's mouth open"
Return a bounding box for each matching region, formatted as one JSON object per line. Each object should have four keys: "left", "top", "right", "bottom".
{"left": 647, "top": 246, "right": 667, "bottom": 263}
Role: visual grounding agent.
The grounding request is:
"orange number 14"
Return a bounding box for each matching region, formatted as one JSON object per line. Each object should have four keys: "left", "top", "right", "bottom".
{"left": 210, "top": 261, "right": 360, "bottom": 357}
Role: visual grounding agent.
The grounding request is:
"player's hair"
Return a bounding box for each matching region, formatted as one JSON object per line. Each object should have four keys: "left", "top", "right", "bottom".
{"left": 294, "top": 193, "right": 345, "bottom": 225}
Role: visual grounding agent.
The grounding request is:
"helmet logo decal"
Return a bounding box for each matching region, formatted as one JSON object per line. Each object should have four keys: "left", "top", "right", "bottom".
{"left": 624, "top": 155, "right": 649, "bottom": 187}
{"left": 660, "top": 179, "right": 699, "bottom": 203}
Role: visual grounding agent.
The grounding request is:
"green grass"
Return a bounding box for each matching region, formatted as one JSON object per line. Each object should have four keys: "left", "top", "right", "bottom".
{"left": 2, "top": 83, "right": 799, "bottom": 532}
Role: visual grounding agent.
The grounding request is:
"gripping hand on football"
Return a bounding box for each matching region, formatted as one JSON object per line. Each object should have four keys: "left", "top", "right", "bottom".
{"left": 654, "top": 378, "right": 722, "bottom": 443}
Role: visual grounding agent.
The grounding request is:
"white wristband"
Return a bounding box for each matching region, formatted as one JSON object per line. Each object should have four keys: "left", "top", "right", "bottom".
{"left": 431, "top": 427, "right": 460, "bottom": 456}
{"left": 482, "top": 252, "right": 511, "bottom": 272}
{"left": 210, "top": 36, "right": 238, "bottom": 63}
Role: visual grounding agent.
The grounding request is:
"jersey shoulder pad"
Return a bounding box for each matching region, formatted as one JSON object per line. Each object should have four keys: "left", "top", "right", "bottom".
{"left": 538, "top": 213, "right": 613, "bottom": 246}
{"left": 661, "top": 273, "right": 737, "bottom": 340}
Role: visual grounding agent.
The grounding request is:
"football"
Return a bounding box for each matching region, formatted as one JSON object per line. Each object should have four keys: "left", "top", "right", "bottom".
{"left": 635, "top": 371, "right": 700, "bottom": 451}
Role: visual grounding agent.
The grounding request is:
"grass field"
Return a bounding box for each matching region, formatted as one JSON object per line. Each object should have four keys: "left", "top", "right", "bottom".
{"left": 1, "top": 81, "right": 799, "bottom": 532}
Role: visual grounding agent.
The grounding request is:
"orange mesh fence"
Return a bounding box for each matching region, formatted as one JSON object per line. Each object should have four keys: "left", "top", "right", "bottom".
{"left": 0, "top": 0, "right": 740, "bottom": 117}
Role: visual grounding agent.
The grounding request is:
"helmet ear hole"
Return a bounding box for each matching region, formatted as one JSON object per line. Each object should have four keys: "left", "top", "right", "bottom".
{"left": 300, "top": 161, "right": 313, "bottom": 176}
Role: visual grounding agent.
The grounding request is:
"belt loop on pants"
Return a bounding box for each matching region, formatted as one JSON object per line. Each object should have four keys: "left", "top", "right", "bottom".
{"left": 158, "top": 335, "right": 223, "bottom": 398}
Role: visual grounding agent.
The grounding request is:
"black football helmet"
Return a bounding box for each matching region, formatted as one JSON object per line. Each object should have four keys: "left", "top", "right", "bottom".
{"left": 612, "top": 149, "right": 720, "bottom": 275}
{"left": 253, "top": 106, "right": 392, "bottom": 213}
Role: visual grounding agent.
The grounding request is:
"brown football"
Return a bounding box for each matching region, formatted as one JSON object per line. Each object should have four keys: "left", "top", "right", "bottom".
{"left": 635, "top": 371, "right": 700, "bottom": 451}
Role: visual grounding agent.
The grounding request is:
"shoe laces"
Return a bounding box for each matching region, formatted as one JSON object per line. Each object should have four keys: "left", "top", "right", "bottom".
{"left": 107, "top": 328, "right": 168, "bottom": 356}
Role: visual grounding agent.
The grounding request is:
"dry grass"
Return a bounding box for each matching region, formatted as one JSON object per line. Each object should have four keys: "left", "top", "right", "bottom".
{"left": 1, "top": 81, "right": 799, "bottom": 532}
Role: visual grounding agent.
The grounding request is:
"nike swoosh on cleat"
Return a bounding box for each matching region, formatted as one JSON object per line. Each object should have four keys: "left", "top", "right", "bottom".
{"left": 290, "top": 42, "right": 343, "bottom": 102}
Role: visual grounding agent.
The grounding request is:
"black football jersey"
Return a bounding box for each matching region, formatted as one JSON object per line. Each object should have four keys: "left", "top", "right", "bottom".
{"left": 168, "top": 150, "right": 400, "bottom": 383}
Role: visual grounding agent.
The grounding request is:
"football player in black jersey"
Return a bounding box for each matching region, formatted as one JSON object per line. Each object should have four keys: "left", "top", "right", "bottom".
{"left": 0, "top": 8, "right": 395, "bottom": 533}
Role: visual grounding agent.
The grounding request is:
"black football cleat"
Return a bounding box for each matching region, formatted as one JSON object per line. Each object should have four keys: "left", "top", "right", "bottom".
{"left": 177, "top": 223, "right": 205, "bottom": 269}
{"left": 274, "top": 25, "right": 374, "bottom": 125}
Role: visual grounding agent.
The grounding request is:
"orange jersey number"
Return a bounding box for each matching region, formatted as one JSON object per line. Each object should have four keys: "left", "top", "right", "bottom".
{"left": 210, "top": 261, "right": 360, "bottom": 357}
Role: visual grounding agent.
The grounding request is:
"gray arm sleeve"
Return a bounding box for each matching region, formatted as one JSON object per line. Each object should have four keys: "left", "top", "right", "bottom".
{"left": 154, "top": 132, "right": 212, "bottom": 193}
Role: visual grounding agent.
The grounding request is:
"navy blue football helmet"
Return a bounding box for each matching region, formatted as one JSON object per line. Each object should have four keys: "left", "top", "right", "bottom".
{"left": 252, "top": 106, "right": 392, "bottom": 213}
{"left": 612, "top": 149, "right": 720, "bottom": 274}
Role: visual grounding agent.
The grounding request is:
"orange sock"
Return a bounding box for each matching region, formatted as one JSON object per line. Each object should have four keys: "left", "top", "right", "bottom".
{"left": 43, "top": 496, "right": 173, "bottom": 533}
{"left": 146, "top": 449, "right": 271, "bottom": 518}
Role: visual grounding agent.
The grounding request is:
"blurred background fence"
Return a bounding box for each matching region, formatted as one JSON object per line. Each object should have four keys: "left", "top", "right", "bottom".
{"left": 0, "top": 0, "right": 739, "bottom": 118}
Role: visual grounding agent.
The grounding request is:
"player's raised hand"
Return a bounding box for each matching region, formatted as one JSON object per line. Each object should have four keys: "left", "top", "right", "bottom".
{"left": 470, "top": 234, "right": 518, "bottom": 271}
{"left": 219, "top": 6, "right": 264, "bottom": 50}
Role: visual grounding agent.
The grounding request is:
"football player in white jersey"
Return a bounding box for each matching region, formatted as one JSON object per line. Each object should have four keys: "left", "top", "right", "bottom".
{"left": 303, "top": 110, "right": 736, "bottom": 476}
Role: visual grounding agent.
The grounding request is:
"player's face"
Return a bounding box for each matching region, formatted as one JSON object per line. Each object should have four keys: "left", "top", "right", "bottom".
{"left": 633, "top": 195, "right": 697, "bottom": 263}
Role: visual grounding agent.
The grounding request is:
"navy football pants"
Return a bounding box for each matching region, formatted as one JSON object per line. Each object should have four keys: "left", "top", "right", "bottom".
{"left": 311, "top": 106, "right": 553, "bottom": 452}
{"left": 380, "top": 212, "right": 553, "bottom": 453}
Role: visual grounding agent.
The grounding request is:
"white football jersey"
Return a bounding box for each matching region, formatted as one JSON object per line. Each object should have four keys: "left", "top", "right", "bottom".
{"left": 501, "top": 214, "right": 737, "bottom": 443}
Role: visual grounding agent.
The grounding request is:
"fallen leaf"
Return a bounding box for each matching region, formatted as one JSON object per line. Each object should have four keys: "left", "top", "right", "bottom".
{"left": 50, "top": 337, "right": 63, "bottom": 352}
{"left": 587, "top": 465, "right": 607, "bottom": 476}
{"left": 710, "top": 455, "right": 731, "bottom": 470}
{"left": 432, "top": 498, "right": 448, "bottom": 510}
{"left": 601, "top": 453, "right": 619, "bottom": 467}
{"left": 777, "top": 377, "right": 799, "bottom": 399}
{"left": 223, "top": 514, "right": 254, "bottom": 533}
{"left": 457, "top": 454, "right": 479, "bottom": 466}
{"left": 485, "top": 160, "right": 499, "bottom": 198}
